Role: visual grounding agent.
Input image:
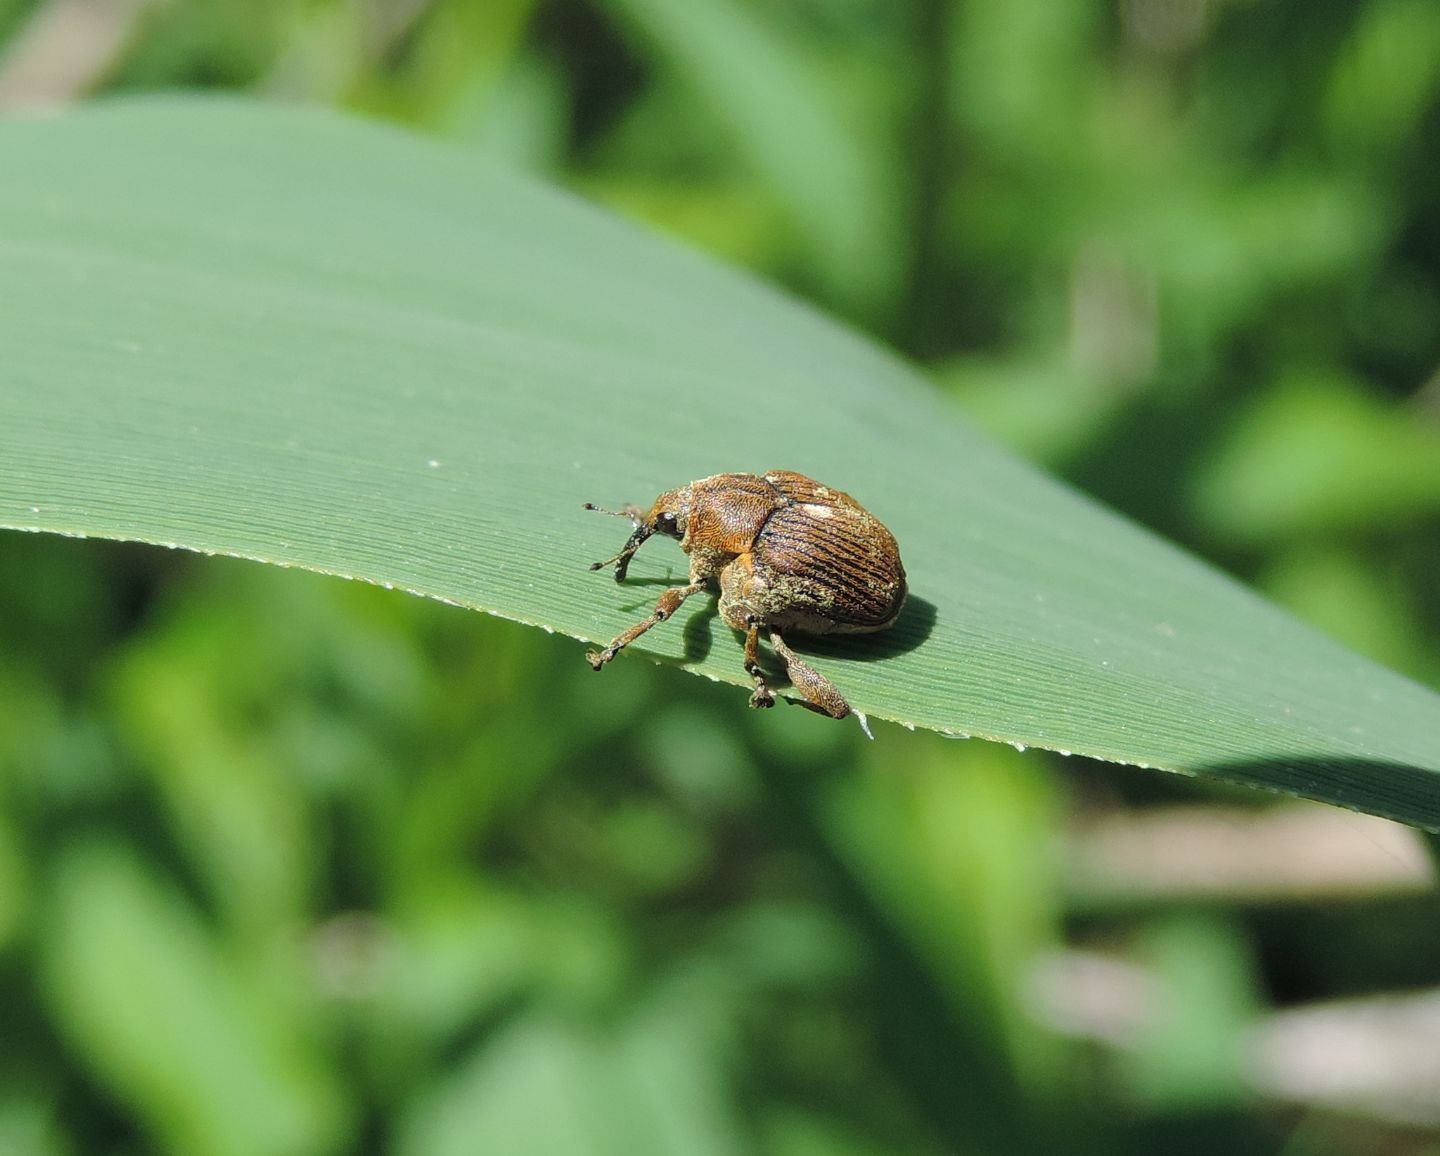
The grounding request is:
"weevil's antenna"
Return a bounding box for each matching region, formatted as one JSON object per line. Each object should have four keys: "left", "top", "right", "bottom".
{"left": 583, "top": 502, "right": 642, "bottom": 525}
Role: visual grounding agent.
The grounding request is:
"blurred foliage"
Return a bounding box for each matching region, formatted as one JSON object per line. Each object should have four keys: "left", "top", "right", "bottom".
{"left": 1, "top": 0, "right": 1439, "bottom": 1152}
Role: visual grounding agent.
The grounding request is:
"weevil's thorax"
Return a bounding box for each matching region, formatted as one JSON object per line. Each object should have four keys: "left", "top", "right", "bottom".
{"left": 681, "top": 472, "right": 782, "bottom": 576}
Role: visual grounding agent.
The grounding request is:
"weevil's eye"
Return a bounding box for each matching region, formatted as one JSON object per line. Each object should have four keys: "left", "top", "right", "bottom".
{"left": 656, "top": 511, "right": 682, "bottom": 538}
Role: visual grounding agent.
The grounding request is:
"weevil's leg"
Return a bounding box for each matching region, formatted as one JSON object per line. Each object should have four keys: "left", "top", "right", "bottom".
{"left": 743, "top": 621, "right": 775, "bottom": 709}
{"left": 586, "top": 581, "right": 706, "bottom": 670}
{"left": 717, "top": 559, "right": 774, "bottom": 710}
{"left": 767, "top": 629, "right": 851, "bottom": 719}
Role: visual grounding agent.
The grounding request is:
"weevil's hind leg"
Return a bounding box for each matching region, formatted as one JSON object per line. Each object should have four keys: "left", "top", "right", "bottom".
{"left": 743, "top": 622, "right": 775, "bottom": 709}
{"left": 586, "top": 581, "right": 706, "bottom": 670}
{"left": 768, "top": 629, "right": 851, "bottom": 719}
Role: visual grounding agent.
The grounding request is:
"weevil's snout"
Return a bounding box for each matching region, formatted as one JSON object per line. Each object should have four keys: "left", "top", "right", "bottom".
{"left": 589, "top": 525, "right": 654, "bottom": 582}
{"left": 585, "top": 501, "right": 654, "bottom": 582}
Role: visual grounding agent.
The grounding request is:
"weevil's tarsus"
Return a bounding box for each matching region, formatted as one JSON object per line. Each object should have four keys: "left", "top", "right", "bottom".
{"left": 742, "top": 622, "right": 775, "bottom": 709}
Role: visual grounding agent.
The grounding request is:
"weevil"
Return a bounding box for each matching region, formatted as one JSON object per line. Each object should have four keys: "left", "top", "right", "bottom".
{"left": 584, "top": 470, "right": 906, "bottom": 727}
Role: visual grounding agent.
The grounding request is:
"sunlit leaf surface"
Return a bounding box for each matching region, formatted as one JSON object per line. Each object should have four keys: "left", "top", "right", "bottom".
{"left": 2, "top": 99, "right": 1439, "bottom": 824}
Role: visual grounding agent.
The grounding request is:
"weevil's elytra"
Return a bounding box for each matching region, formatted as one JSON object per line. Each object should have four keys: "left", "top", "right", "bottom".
{"left": 583, "top": 470, "right": 907, "bottom": 724}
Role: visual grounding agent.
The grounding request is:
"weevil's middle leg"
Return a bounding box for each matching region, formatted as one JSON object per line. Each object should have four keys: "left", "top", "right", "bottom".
{"left": 743, "top": 621, "right": 775, "bottom": 709}
{"left": 586, "top": 581, "right": 706, "bottom": 669}
{"left": 768, "top": 629, "right": 851, "bottom": 719}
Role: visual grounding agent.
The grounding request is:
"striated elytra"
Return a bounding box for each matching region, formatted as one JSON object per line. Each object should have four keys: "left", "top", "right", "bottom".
{"left": 584, "top": 470, "right": 906, "bottom": 726}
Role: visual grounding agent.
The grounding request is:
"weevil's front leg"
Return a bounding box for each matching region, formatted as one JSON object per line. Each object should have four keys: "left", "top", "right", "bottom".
{"left": 743, "top": 622, "right": 775, "bottom": 709}
{"left": 586, "top": 581, "right": 706, "bottom": 670}
{"left": 768, "top": 629, "right": 851, "bottom": 719}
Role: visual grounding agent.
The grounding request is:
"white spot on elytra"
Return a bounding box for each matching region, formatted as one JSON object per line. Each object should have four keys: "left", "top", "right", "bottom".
{"left": 801, "top": 503, "right": 832, "bottom": 519}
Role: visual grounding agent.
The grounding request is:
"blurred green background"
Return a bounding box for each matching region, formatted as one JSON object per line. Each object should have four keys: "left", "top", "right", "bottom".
{"left": 3, "top": 0, "right": 1440, "bottom": 1152}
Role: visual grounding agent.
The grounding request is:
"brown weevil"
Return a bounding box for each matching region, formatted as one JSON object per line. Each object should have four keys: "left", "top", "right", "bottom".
{"left": 584, "top": 470, "right": 906, "bottom": 730}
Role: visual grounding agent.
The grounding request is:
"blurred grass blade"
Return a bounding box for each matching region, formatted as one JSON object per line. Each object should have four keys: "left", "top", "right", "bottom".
{"left": 2, "top": 99, "right": 1440, "bottom": 825}
{"left": 43, "top": 841, "right": 346, "bottom": 1156}
{"left": 399, "top": 990, "right": 741, "bottom": 1156}
{"left": 599, "top": 0, "right": 903, "bottom": 314}
{"left": 1190, "top": 371, "right": 1440, "bottom": 541}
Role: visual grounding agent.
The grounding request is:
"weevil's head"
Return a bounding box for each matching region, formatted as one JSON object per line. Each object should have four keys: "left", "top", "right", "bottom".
{"left": 641, "top": 485, "right": 691, "bottom": 544}
{"left": 585, "top": 484, "right": 691, "bottom": 582}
